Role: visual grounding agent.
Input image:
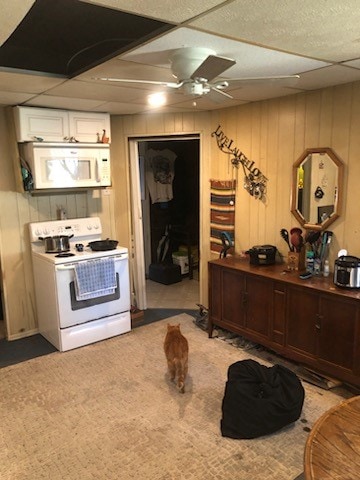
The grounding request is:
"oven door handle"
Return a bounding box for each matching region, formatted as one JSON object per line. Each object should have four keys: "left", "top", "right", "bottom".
{"left": 55, "top": 255, "right": 127, "bottom": 270}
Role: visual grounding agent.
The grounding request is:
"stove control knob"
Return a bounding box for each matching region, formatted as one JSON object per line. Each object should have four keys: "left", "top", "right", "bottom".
{"left": 87, "top": 225, "right": 93, "bottom": 230}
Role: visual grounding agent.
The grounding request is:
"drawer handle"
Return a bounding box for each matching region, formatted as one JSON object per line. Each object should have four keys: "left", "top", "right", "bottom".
{"left": 315, "top": 314, "right": 322, "bottom": 330}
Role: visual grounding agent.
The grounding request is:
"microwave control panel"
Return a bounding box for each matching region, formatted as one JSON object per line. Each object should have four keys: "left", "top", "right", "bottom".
{"left": 99, "top": 154, "right": 111, "bottom": 185}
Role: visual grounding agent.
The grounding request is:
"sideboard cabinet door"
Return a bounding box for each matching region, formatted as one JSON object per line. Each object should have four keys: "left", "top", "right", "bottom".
{"left": 286, "top": 286, "right": 318, "bottom": 359}
{"left": 245, "top": 275, "right": 272, "bottom": 339}
{"left": 318, "top": 295, "right": 358, "bottom": 372}
{"left": 221, "top": 268, "right": 246, "bottom": 331}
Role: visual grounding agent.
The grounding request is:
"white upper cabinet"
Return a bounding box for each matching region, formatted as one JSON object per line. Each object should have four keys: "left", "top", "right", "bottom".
{"left": 68, "top": 111, "right": 110, "bottom": 143}
{"left": 13, "top": 106, "right": 110, "bottom": 143}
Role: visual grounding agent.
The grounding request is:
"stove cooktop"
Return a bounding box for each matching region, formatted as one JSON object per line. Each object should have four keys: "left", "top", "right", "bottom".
{"left": 31, "top": 245, "right": 128, "bottom": 265}
{"left": 29, "top": 217, "right": 128, "bottom": 265}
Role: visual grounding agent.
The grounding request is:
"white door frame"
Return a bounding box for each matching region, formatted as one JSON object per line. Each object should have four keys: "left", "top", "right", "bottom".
{"left": 129, "top": 140, "right": 147, "bottom": 310}
{"left": 128, "top": 135, "right": 200, "bottom": 311}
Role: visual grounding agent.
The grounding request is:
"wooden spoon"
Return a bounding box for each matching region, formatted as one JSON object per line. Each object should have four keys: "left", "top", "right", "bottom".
{"left": 280, "top": 228, "right": 293, "bottom": 251}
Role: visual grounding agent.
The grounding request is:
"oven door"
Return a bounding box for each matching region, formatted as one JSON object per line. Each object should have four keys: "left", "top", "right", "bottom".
{"left": 55, "top": 254, "right": 130, "bottom": 329}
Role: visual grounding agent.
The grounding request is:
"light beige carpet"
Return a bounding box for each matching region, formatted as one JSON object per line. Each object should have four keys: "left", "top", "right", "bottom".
{"left": 0, "top": 314, "right": 352, "bottom": 480}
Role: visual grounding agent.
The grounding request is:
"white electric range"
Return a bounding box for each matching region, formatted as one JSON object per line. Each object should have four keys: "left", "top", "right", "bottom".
{"left": 29, "top": 217, "right": 131, "bottom": 351}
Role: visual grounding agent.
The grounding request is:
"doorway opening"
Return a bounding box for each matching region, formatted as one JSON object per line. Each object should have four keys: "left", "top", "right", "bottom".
{"left": 129, "top": 135, "right": 200, "bottom": 312}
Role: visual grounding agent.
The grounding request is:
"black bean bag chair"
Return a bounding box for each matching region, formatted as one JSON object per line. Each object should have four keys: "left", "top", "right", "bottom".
{"left": 221, "top": 359, "right": 305, "bottom": 439}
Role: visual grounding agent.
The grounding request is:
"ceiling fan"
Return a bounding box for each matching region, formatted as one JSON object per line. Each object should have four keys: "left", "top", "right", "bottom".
{"left": 95, "top": 47, "right": 300, "bottom": 99}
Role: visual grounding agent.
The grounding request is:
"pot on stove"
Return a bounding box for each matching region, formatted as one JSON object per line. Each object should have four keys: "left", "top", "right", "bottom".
{"left": 39, "top": 234, "right": 74, "bottom": 253}
{"left": 88, "top": 238, "right": 118, "bottom": 251}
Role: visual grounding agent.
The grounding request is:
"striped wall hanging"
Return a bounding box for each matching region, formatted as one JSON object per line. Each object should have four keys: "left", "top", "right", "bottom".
{"left": 210, "top": 179, "right": 236, "bottom": 254}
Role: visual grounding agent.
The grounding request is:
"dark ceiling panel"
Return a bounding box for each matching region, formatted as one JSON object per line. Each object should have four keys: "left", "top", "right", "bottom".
{"left": 0, "top": 0, "right": 174, "bottom": 77}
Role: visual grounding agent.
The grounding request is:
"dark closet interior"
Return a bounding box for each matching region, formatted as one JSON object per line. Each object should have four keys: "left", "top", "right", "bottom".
{"left": 143, "top": 138, "right": 199, "bottom": 268}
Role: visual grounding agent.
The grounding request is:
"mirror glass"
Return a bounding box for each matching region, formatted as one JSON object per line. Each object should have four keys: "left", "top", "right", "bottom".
{"left": 291, "top": 147, "right": 344, "bottom": 230}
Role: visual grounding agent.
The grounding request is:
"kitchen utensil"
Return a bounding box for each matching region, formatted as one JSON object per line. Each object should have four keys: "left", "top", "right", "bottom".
{"left": 290, "top": 227, "right": 302, "bottom": 235}
{"left": 319, "top": 230, "right": 333, "bottom": 262}
{"left": 305, "top": 230, "right": 321, "bottom": 245}
{"left": 220, "top": 231, "right": 233, "bottom": 258}
{"left": 280, "top": 229, "right": 293, "bottom": 251}
{"left": 305, "top": 230, "right": 321, "bottom": 255}
{"left": 39, "top": 234, "right": 74, "bottom": 253}
{"left": 290, "top": 231, "right": 304, "bottom": 252}
{"left": 87, "top": 239, "right": 118, "bottom": 251}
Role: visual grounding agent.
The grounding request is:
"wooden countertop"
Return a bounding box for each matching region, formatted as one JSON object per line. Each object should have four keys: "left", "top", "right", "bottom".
{"left": 209, "top": 256, "right": 360, "bottom": 301}
{"left": 304, "top": 395, "right": 360, "bottom": 479}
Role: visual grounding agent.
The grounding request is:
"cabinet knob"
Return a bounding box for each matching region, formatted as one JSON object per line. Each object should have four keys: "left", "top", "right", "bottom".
{"left": 315, "top": 323, "right": 321, "bottom": 330}
{"left": 242, "top": 292, "right": 248, "bottom": 305}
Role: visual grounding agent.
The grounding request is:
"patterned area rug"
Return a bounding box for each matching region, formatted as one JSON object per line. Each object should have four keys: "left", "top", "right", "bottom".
{"left": 0, "top": 314, "right": 352, "bottom": 480}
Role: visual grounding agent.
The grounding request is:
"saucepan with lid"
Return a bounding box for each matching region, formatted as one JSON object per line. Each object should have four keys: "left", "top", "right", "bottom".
{"left": 39, "top": 234, "right": 74, "bottom": 253}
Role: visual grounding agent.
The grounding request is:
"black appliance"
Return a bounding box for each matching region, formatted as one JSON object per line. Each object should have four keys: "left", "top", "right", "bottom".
{"left": 334, "top": 255, "right": 360, "bottom": 288}
{"left": 247, "top": 245, "right": 277, "bottom": 266}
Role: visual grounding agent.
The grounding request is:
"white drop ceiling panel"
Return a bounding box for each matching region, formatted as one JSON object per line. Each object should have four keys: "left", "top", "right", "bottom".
{"left": 0, "top": 1, "right": 359, "bottom": 114}
{"left": 189, "top": 0, "right": 360, "bottom": 62}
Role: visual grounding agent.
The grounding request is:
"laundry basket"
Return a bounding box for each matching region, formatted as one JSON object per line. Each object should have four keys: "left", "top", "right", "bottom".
{"left": 172, "top": 251, "right": 192, "bottom": 275}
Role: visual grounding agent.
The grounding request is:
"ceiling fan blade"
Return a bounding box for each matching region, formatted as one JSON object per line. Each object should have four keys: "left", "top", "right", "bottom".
{"left": 210, "top": 85, "right": 233, "bottom": 99}
{"left": 191, "top": 55, "right": 236, "bottom": 82}
{"left": 227, "top": 74, "right": 300, "bottom": 84}
{"left": 93, "top": 77, "right": 182, "bottom": 88}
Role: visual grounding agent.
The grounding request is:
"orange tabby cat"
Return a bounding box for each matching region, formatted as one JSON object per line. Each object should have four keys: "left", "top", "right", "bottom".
{"left": 164, "top": 323, "right": 189, "bottom": 393}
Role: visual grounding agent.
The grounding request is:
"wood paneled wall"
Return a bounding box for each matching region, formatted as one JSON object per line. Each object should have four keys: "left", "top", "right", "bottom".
{"left": 1, "top": 81, "right": 360, "bottom": 339}
{"left": 0, "top": 108, "right": 117, "bottom": 339}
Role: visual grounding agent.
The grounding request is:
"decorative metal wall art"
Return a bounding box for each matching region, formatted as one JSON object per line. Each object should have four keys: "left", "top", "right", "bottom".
{"left": 212, "top": 125, "right": 268, "bottom": 200}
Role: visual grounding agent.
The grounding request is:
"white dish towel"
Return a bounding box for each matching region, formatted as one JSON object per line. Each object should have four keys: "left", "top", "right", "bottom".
{"left": 74, "top": 258, "right": 116, "bottom": 301}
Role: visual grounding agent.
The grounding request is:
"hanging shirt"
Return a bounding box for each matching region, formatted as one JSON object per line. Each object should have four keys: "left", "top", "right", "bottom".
{"left": 145, "top": 148, "right": 176, "bottom": 203}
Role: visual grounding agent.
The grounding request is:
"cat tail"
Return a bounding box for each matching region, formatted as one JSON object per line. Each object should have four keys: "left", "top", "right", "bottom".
{"left": 175, "top": 359, "right": 185, "bottom": 394}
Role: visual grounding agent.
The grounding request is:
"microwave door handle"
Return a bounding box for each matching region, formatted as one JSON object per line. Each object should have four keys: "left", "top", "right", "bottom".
{"left": 95, "top": 159, "right": 100, "bottom": 182}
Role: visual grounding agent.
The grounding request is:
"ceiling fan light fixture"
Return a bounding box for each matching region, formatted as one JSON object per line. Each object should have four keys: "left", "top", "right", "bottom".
{"left": 147, "top": 92, "right": 167, "bottom": 107}
{"left": 183, "top": 82, "right": 209, "bottom": 96}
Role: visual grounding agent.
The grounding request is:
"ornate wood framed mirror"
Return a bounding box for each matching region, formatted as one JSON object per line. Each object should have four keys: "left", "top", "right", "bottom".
{"left": 291, "top": 147, "right": 344, "bottom": 230}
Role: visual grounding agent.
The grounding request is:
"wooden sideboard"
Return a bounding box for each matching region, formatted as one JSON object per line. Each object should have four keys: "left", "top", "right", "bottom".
{"left": 208, "top": 257, "right": 360, "bottom": 387}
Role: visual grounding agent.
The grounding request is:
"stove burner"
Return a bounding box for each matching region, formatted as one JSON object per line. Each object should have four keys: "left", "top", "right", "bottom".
{"left": 55, "top": 253, "right": 76, "bottom": 258}
{"left": 46, "top": 250, "right": 70, "bottom": 254}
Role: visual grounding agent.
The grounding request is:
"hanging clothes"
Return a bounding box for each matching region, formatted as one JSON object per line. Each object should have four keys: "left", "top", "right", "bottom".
{"left": 145, "top": 148, "right": 176, "bottom": 204}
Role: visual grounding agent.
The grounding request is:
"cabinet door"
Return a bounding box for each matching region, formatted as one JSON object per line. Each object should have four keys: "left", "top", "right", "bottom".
{"left": 318, "top": 296, "right": 357, "bottom": 371}
{"left": 245, "top": 275, "right": 272, "bottom": 339}
{"left": 222, "top": 268, "right": 246, "bottom": 329}
{"left": 69, "top": 112, "right": 110, "bottom": 143}
{"left": 287, "top": 286, "right": 318, "bottom": 357}
{"left": 14, "top": 106, "right": 69, "bottom": 142}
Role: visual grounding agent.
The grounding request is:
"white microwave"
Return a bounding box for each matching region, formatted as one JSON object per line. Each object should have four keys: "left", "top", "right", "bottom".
{"left": 19, "top": 142, "right": 111, "bottom": 190}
